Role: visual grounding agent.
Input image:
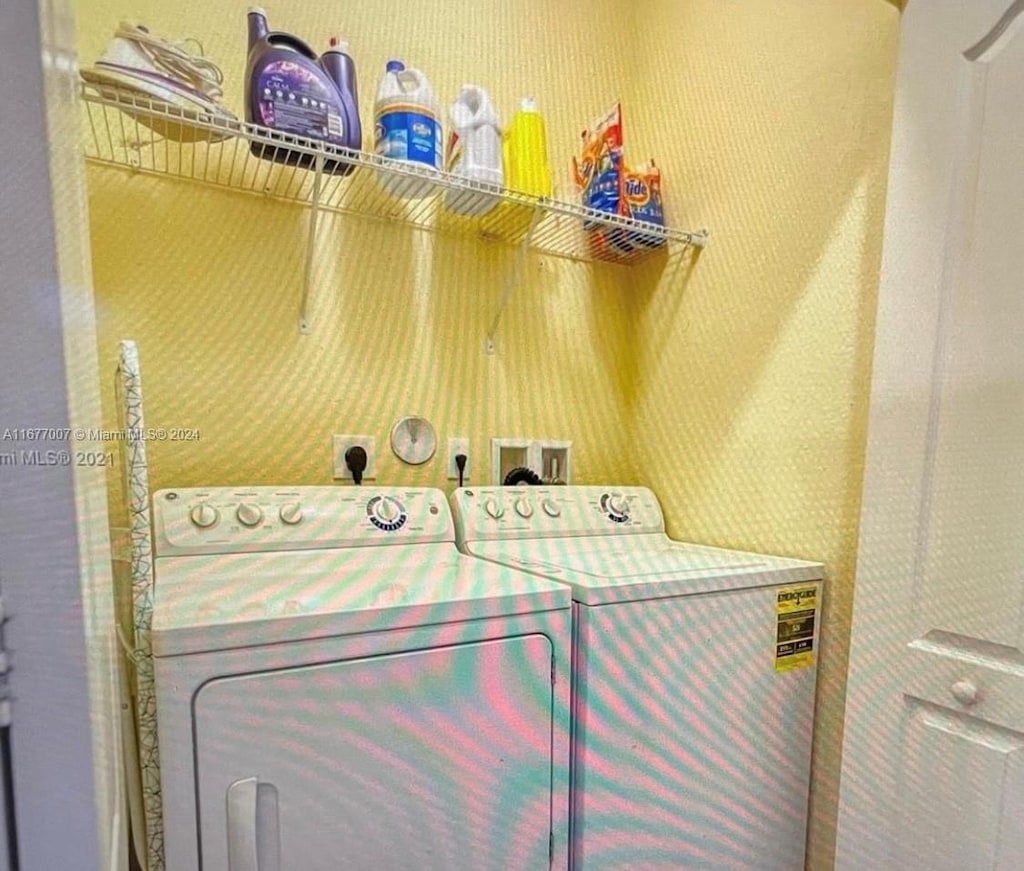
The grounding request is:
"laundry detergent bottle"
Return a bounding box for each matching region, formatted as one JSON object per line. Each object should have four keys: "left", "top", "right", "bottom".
{"left": 445, "top": 84, "right": 502, "bottom": 215}
{"left": 373, "top": 60, "right": 442, "bottom": 198}
{"left": 482, "top": 97, "right": 552, "bottom": 240}
{"left": 245, "top": 7, "right": 361, "bottom": 175}
{"left": 504, "top": 98, "right": 551, "bottom": 198}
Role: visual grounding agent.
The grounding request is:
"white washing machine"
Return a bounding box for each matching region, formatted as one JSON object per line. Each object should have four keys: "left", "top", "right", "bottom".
{"left": 151, "top": 486, "right": 572, "bottom": 871}
{"left": 452, "top": 486, "right": 824, "bottom": 871}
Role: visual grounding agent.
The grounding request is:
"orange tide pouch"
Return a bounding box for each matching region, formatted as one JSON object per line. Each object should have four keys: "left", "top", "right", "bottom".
{"left": 610, "top": 160, "right": 666, "bottom": 254}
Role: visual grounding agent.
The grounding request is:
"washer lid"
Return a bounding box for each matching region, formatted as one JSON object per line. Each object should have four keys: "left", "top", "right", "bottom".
{"left": 151, "top": 542, "right": 570, "bottom": 656}
{"left": 465, "top": 535, "right": 823, "bottom": 605}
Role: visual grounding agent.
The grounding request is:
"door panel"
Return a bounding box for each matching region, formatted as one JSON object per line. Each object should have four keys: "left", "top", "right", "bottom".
{"left": 194, "top": 635, "right": 555, "bottom": 871}
{"left": 917, "top": 11, "right": 1024, "bottom": 652}
{"left": 896, "top": 701, "right": 1024, "bottom": 870}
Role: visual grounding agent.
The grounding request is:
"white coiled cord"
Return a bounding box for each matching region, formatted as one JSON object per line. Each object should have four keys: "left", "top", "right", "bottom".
{"left": 113, "top": 22, "right": 225, "bottom": 101}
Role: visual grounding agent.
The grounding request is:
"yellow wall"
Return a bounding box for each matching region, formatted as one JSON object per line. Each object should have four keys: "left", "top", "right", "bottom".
{"left": 77, "top": 1, "right": 899, "bottom": 869}
{"left": 624, "top": 2, "right": 899, "bottom": 868}
{"left": 79, "top": 0, "right": 643, "bottom": 494}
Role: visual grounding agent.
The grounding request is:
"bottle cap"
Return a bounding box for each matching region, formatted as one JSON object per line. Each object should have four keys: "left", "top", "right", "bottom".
{"left": 328, "top": 36, "right": 350, "bottom": 53}
{"left": 520, "top": 97, "right": 537, "bottom": 112}
{"left": 248, "top": 6, "right": 267, "bottom": 15}
{"left": 386, "top": 59, "right": 405, "bottom": 73}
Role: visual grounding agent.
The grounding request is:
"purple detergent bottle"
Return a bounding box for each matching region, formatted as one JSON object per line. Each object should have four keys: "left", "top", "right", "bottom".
{"left": 321, "top": 37, "right": 361, "bottom": 149}
{"left": 245, "top": 7, "right": 361, "bottom": 175}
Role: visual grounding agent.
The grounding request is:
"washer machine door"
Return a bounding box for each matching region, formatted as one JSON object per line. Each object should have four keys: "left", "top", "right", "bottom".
{"left": 193, "top": 635, "right": 556, "bottom": 870}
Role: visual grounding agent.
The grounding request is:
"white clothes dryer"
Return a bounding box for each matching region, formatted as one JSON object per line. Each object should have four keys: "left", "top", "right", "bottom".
{"left": 452, "top": 486, "right": 824, "bottom": 871}
{"left": 151, "top": 486, "right": 572, "bottom": 871}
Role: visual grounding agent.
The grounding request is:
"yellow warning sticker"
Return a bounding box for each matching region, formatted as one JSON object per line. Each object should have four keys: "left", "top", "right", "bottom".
{"left": 775, "top": 585, "right": 817, "bottom": 672}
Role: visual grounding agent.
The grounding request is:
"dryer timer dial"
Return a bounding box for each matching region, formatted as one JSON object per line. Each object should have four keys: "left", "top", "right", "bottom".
{"left": 368, "top": 496, "right": 407, "bottom": 531}
{"left": 189, "top": 503, "right": 220, "bottom": 528}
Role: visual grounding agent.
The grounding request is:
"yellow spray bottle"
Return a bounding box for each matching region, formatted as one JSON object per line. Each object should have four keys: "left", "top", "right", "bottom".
{"left": 483, "top": 97, "right": 552, "bottom": 240}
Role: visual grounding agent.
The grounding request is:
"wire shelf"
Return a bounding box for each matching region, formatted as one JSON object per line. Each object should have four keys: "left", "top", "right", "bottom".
{"left": 80, "top": 83, "right": 708, "bottom": 339}
{"left": 80, "top": 84, "right": 708, "bottom": 263}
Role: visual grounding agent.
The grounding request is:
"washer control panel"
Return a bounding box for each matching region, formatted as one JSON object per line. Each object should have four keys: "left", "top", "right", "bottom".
{"left": 154, "top": 487, "right": 449, "bottom": 556}
{"left": 451, "top": 486, "right": 664, "bottom": 543}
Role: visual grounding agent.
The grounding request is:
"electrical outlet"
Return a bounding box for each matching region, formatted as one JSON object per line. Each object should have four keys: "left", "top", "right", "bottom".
{"left": 333, "top": 435, "right": 376, "bottom": 481}
{"left": 448, "top": 437, "right": 470, "bottom": 481}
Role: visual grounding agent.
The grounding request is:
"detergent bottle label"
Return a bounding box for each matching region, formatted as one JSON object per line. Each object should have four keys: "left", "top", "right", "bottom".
{"left": 255, "top": 61, "right": 345, "bottom": 144}
{"left": 375, "top": 106, "right": 442, "bottom": 169}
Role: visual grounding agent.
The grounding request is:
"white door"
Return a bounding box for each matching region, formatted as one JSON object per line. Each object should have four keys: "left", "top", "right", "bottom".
{"left": 836, "top": 2, "right": 1024, "bottom": 868}
{"left": 1, "top": 1, "right": 120, "bottom": 870}
{"left": 193, "top": 636, "right": 557, "bottom": 871}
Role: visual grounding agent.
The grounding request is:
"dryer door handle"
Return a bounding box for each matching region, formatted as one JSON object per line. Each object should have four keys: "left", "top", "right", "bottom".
{"left": 227, "top": 777, "right": 260, "bottom": 871}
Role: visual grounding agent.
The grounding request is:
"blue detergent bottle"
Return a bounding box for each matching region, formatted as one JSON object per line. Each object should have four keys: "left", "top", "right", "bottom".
{"left": 245, "top": 7, "right": 361, "bottom": 175}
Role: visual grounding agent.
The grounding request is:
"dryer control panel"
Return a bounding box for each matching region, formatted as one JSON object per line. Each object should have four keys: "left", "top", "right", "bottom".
{"left": 153, "top": 486, "right": 452, "bottom": 556}
{"left": 451, "top": 485, "right": 665, "bottom": 543}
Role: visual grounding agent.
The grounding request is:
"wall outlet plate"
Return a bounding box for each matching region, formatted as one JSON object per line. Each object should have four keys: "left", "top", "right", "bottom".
{"left": 491, "top": 438, "right": 572, "bottom": 484}
{"left": 491, "top": 438, "right": 531, "bottom": 485}
{"left": 538, "top": 440, "right": 572, "bottom": 484}
{"left": 333, "top": 435, "right": 376, "bottom": 481}
{"left": 448, "top": 437, "right": 470, "bottom": 481}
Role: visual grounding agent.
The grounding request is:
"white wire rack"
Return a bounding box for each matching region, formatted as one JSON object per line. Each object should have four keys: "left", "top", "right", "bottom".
{"left": 80, "top": 83, "right": 709, "bottom": 337}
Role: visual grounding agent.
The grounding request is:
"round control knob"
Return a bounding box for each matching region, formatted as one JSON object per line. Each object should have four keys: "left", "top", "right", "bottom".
{"left": 542, "top": 498, "right": 562, "bottom": 518}
{"left": 484, "top": 498, "right": 505, "bottom": 519}
{"left": 606, "top": 494, "right": 630, "bottom": 519}
{"left": 368, "top": 496, "right": 406, "bottom": 531}
{"left": 236, "top": 502, "right": 264, "bottom": 527}
{"left": 279, "top": 502, "right": 304, "bottom": 525}
{"left": 374, "top": 497, "right": 400, "bottom": 523}
{"left": 951, "top": 679, "right": 979, "bottom": 706}
{"left": 189, "top": 502, "right": 219, "bottom": 529}
{"left": 515, "top": 497, "right": 534, "bottom": 518}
